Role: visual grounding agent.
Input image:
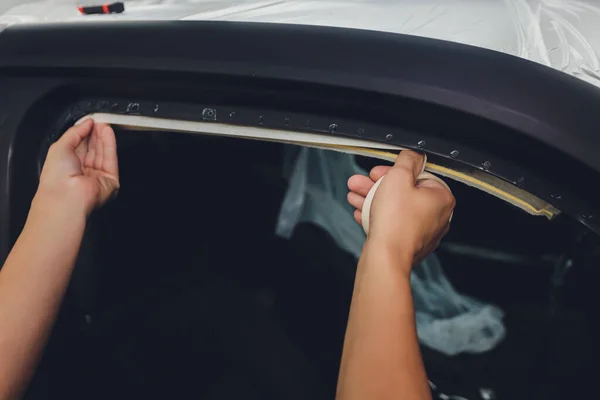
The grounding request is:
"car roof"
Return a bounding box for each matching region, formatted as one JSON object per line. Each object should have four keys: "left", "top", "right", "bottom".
{"left": 1, "top": 0, "right": 599, "bottom": 89}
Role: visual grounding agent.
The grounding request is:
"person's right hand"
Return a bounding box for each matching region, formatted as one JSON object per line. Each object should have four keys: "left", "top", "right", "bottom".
{"left": 347, "top": 150, "right": 455, "bottom": 271}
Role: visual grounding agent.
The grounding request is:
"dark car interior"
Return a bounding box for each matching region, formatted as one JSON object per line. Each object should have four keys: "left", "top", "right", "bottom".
{"left": 21, "top": 129, "right": 598, "bottom": 400}
{"left": 0, "top": 22, "right": 599, "bottom": 400}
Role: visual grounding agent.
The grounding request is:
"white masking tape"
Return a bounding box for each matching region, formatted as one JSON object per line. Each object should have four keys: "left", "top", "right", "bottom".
{"left": 75, "top": 113, "right": 558, "bottom": 220}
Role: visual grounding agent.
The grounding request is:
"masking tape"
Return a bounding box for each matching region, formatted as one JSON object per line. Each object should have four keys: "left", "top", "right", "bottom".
{"left": 76, "top": 113, "right": 560, "bottom": 220}
{"left": 361, "top": 155, "right": 454, "bottom": 235}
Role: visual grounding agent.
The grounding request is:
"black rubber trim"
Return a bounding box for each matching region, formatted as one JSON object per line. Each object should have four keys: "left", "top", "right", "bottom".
{"left": 2, "top": 21, "right": 600, "bottom": 175}
{"left": 45, "top": 97, "right": 600, "bottom": 235}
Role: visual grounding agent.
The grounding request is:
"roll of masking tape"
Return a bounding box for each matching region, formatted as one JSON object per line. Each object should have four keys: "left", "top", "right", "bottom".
{"left": 361, "top": 154, "right": 453, "bottom": 235}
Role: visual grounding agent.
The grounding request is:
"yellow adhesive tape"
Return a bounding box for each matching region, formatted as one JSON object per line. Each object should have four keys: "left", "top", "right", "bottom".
{"left": 314, "top": 144, "right": 558, "bottom": 219}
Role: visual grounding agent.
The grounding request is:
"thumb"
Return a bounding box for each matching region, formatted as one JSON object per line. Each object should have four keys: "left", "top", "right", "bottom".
{"left": 393, "top": 150, "right": 426, "bottom": 183}
{"left": 57, "top": 119, "right": 94, "bottom": 151}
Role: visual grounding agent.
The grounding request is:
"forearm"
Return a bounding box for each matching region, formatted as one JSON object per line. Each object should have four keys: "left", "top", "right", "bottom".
{"left": 337, "top": 240, "right": 431, "bottom": 400}
{"left": 0, "top": 195, "right": 86, "bottom": 399}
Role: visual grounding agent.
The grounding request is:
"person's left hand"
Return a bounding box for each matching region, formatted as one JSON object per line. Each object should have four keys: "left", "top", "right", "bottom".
{"left": 36, "top": 119, "right": 120, "bottom": 216}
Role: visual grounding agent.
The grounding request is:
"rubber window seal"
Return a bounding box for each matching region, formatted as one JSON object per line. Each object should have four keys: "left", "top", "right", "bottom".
{"left": 78, "top": 113, "right": 560, "bottom": 220}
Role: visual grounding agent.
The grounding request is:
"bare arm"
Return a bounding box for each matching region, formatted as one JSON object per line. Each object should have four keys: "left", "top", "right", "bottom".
{"left": 0, "top": 120, "right": 119, "bottom": 400}
{"left": 337, "top": 243, "right": 430, "bottom": 400}
{"left": 337, "top": 151, "right": 455, "bottom": 400}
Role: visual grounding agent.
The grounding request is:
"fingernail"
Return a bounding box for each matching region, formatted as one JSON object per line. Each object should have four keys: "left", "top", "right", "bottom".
{"left": 75, "top": 118, "right": 94, "bottom": 126}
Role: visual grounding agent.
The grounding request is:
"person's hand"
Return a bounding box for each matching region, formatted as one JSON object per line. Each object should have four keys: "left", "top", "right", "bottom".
{"left": 35, "top": 119, "right": 120, "bottom": 217}
{"left": 347, "top": 150, "right": 455, "bottom": 270}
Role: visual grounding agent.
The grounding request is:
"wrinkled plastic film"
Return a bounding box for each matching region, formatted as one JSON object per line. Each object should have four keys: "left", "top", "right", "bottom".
{"left": 276, "top": 146, "right": 367, "bottom": 259}
{"left": 413, "top": 254, "right": 506, "bottom": 356}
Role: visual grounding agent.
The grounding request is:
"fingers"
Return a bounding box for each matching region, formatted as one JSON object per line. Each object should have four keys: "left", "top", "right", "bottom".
{"left": 94, "top": 123, "right": 104, "bottom": 170}
{"left": 348, "top": 174, "right": 375, "bottom": 197}
{"left": 347, "top": 191, "right": 365, "bottom": 210}
{"left": 348, "top": 164, "right": 394, "bottom": 196}
{"left": 393, "top": 150, "right": 425, "bottom": 182}
{"left": 81, "top": 123, "right": 119, "bottom": 180}
{"left": 58, "top": 119, "right": 94, "bottom": 150}
{"left": 353, "top": 209, "right": 362, "bottom": 226}
{"left": 347, "top": 166, "right": 392, "bottom": 217}
{"left": 98, "top": 124, "right": 119, "bottom": 178}
{"left": 84, "top": 123, "right": 98, "bottom": 169}
{"left": 369, "top": 165, "right": 391, "bottom": 182}
{"left": 74, "top": 133, "right": 90, "bottom": 165}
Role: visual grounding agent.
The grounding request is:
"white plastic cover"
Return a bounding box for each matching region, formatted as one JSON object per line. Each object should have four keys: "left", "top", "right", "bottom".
{"left": 1, "top": 0, "right": 599, "bottom": 88}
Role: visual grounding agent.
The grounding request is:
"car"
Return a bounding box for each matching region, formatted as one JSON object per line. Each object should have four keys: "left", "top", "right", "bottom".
{"left": 0, "top": 2, "right": 599, "bottom": 399}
